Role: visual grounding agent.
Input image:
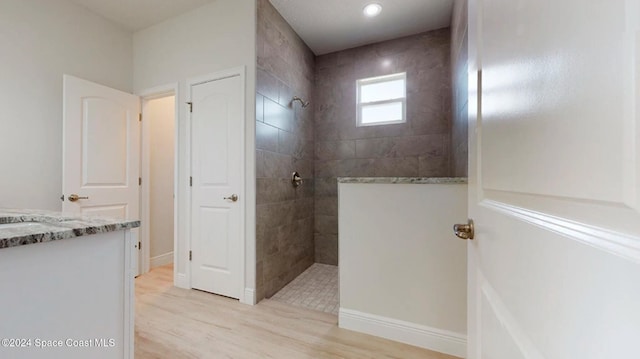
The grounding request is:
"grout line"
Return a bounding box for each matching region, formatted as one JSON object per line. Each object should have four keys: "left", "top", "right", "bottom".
{"left": 271, "top": 263, "right": 339, "bottom": 315}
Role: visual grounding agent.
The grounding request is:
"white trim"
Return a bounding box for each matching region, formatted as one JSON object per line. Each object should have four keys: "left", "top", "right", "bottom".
{"left": 469, "top": 246, "right": 482, "bottom": 359}
{"left": 124, "top": 230, "right": 134, "bottom": 359}
{"left": 186, "top": 67, "right": 244, "bottom": 87}
{"left": 150, "top": 251, "right": 174, "bottom": 268}
{"left": 138, "top": 84, "right": 177, "bottom": 99}
{"left": 339, "top": 308, "right": 467, "bottom": 358}
{"left": 185, "top": 66, "right": 250, "bottom": 304}
{"left": 243, "top": 288, "right": 256, "bottom": 305}
{"left": 137, "top": 83, "right": 179, "bottom": 284}
{"left": 356, "top": 72, "right": 407, "bottom": 127}
{"left": 244, "top": 66, "right": 257, "bottom": 306}
{"left": 180, "top": 77, "right": 193, "bottom": 290}
{"left": 175, "top": 273, "right": 189, "bottom": 289}
{"left": 481, "top": 199, "right": 640, "bottom": 264}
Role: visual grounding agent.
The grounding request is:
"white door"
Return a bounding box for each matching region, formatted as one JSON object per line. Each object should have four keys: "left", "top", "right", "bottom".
{"left": 190, "top": 74, "right": 243, "bottom": 299}
{"left": 62, "top": 75, "right": 141, "bottom": 271}
{"left": 466, "top": 0, "right": 640, "bottom": 358}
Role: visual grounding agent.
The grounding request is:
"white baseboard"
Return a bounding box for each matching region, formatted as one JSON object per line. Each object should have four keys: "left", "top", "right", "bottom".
{"left": 241, "top": 288, "right": 256, "bottom": 305}
{"left": 150, "top": 251, "right": 174, "bottom": 268}
{"left": 339, "top": 308, "right": 467, "bottom": 358}
{"left": 174, "top": 272, "right": 189, "bottom": 289}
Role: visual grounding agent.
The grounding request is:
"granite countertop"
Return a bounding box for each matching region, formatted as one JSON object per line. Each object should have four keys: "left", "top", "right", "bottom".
{"left": 0, "top": 209, "right": 140, "bottom": 249}
{"left": 337, "top": 177, "right": 468, "bottom": 184}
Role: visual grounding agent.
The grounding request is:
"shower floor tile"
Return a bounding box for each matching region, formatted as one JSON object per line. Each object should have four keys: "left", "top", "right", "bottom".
{"left": 271, "top": 263, "right": 339, "bottom": 315}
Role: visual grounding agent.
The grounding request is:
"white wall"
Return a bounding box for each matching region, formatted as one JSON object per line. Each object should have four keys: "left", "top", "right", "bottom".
{"left": 146, "top": 96, "right": 175, "bottom": 264}
{"left": 133, "top": 0, "right": 257, "bottom": 302}
{"left": 339, "top": 182, "right": 468, "bottom": 358}
{"left": 0, "top": 0, "right": 133, "bottom": 210}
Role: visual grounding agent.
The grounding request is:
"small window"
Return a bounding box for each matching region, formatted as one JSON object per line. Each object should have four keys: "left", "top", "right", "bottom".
{"left": 356, "top": 72, "right": 406, "bottom": 127}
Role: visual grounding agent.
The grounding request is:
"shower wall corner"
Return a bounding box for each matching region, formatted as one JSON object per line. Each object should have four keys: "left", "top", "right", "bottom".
{"left": 255, "top": 0, "right": 316, "bottom": 302}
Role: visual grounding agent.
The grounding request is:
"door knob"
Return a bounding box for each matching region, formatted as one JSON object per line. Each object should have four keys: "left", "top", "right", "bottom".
{"left": 453, "top": 219, "right": 474, "bottom": 240}
{"left": 224, "top": 194, "right": 239, "bottom": 202}
{"left": 68, "top": 194, "right": 89, "bottom": 202}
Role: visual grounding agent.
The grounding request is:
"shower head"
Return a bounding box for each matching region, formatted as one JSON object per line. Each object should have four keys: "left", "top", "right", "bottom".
{"left": 291, "top": 96, "right": 310, "bottom": 109}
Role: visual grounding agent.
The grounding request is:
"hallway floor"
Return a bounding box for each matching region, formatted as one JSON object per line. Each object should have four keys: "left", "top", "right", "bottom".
{"left": 271, "top": 263, "right": 339, "bottom": 314}
{"left": 135, "top": 265, "right": 456, "bottom": 358}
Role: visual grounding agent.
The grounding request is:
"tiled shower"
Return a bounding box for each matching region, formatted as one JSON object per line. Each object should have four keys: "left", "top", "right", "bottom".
{"left": 256, "top": 0, "right": 455, "bottom": 309}
{"left": 255, "top": 0, "right": 316, "bottom": 301}
{"left": 313, "top": 29, "right": 453, "bottom": 265}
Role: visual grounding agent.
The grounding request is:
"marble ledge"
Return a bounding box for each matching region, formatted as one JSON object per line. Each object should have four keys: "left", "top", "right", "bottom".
{"left": 0, "top": 209, "right": 140, "bottom": 250}
{"left": 337, "top": 177, "right": 468, "bottom": 184}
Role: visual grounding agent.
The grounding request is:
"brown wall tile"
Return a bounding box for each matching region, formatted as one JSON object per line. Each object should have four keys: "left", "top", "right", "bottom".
{"left": 257, "top": 68, "right": 280, "bottom": 103}
{"left": 314, "top": 177, "right": 338, "bottom": 197}
{"left": 314, "top": 215, "right": 338, "bottom": 235}
{"left": 263, "top": 97, "right": 294, "bottom": 132}
{"left": 256, "top": 0, "right": 315, "bottom": 302}
{"left": 256, "top": 178, "right": 295, "bottom": 204}
{"left": 314, "top": 196, "right": 337, "bottom": 216}
{"left": 419, "top": 154, "right": 450, "bottom": 177}
{"left": 256, "top": 94, "right": 264, "bottom": 122}
{"left": 315, "top": 140, "right": 356, "bottom": 161}
{"left": 313, "top": 29, "right": 454, "bottom": 264}
{"left": 258, "top": 150, "right": 291, "bottom": 179}
{"left": 295, "top": 178, "right": 315, "bottom": 199}
{"left": 256, "top": 122, "right": 279, "bottom": 152}
{"left": 372, "top": 157, "right": 420, "bottom": 177}
{"left": 292, "top": 158, "right": 314, "bottom": 181}
{"left": 314, "top": 233, "right": 338, "bottom": 265}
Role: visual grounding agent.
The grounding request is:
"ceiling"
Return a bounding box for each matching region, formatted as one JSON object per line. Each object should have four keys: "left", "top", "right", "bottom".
{"left": 68, "top": 0, "right": 218, "bottom": 32}
{"left": 269, "top": 0, "right": 454, "bottom": 55}
{"left": 68, "top": 0, "right": 453, "bottom": 53}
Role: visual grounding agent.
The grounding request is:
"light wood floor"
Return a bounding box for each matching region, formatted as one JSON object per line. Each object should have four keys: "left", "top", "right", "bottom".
{"left": 135, "top": 265, "right": 458, "bottom": 359}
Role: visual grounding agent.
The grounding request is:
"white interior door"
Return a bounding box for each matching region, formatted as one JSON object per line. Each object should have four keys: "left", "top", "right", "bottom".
{"left": 466, "top": 0, "right": 640, "bottom": 358}
{"left": 190, "top": 74, "right": 243, "bottom": 299}
{"left": 63, "top": 75, "right": 141, "bottom": 271}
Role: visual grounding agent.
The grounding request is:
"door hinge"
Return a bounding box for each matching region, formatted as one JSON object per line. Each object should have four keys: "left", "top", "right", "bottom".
{"left": 139, "top": 113, "right": 142, "bottom": 122}
{"left": 190, "top": 176, "right": 193, "bottom": 187}
{"left": 186, "top": 102, "right": 193, "bottom": 113}
{"left": 138, "top": 177, "right": 142, "bottom": 186}
{"left": 138, "top": 241, "right": 141, "bottom": 251}
{"left": 189, "top": 250, "right": 192, "bottom": 261}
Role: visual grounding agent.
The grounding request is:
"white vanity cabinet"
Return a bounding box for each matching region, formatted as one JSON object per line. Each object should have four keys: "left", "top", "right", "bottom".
{"left": 0, "top": 211, "right": 138, "bottom": 359}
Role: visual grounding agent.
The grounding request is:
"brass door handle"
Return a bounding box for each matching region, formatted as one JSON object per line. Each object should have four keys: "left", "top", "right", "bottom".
{"left": 68, "top": 194, "right": 89, "bottom": 202}
{"left": 453, "top": 219, "right": 474, "bottom": 240}
{"left": 224, "top": 194, "right": 238, "bottom": 202}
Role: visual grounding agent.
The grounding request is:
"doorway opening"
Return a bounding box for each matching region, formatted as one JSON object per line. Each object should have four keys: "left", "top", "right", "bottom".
{"left": 139, "top": 92, "right": 177, "bottom": 277}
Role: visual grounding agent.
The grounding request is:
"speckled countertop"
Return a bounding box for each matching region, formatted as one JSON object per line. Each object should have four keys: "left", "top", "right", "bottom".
{"left": 0, "top": 209, "right": 140, "bottom": 249}
{"left": 337, "top": 177, "right": 468, "bottom": 184}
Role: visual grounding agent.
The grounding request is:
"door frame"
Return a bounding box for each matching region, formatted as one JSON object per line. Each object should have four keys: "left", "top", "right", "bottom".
{"left": 138, "top": 83, "right": 180, "bottom": 278}
{"left": 185, "top": 66, "right": 249, "bottom": 304}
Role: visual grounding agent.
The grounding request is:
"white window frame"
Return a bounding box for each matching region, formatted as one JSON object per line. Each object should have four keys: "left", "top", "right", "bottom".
{"left": 356, "top": 72, "right": 407, "bottom": 127}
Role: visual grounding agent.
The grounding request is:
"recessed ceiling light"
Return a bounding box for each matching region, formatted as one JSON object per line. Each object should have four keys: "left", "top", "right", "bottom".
{"left": 363, "top": 3, "right": 382, "bottom": 17}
